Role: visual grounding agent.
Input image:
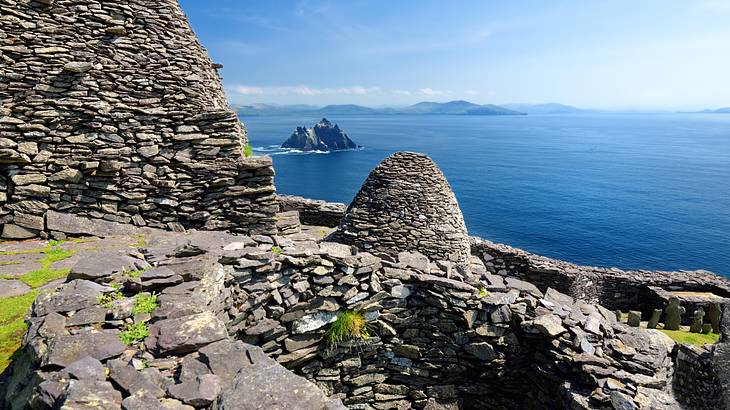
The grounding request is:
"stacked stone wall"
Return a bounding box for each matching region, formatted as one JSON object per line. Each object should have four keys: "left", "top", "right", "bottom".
{"left": 471, "top": 237, "right": 730, "bottom": 325}
{"left": 0, "top": 0, "right": 276, "bottom": 238}
{"left": 277, "top": 194, "right": 346, "bottom": 228}
{"left": 672, "top": 344, "right": 725, "bottom": 409}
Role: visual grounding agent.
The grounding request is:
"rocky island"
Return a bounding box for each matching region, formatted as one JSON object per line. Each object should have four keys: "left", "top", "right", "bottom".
{"left": 281, "top": 118, "right": 360, "bottom": 151}
{"left": 1, "top": 0, "right": 730, "bottom": 409}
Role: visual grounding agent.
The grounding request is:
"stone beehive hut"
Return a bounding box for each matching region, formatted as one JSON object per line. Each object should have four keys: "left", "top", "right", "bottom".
{"left": 0, "top": 0, "right": 277, "bottom": 238}
{"left": 334, "top": 151, "right": 471, "bottom": 268}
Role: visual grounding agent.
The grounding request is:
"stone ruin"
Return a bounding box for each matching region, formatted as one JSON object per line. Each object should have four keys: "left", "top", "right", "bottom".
{"left": 333, "top": 152, "right": 471, "bottom": 272}
{"left": 0, "top": 0, "right": 277, "bottom": 240}
{"left": 3, "top": 0, "right": 730, "bottom": 409}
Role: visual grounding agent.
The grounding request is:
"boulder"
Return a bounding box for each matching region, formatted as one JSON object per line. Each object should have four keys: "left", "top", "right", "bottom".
{"left": 44, "top": 331, "right": 126, "bottom": 367}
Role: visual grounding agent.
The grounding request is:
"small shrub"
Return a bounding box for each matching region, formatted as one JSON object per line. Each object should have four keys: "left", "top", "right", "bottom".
{"left": 271, "top": 245, "right": 283, "bottom": 255}
{"left": 98, "top": 290, "right": 124, "bottom": 308}
{"left": 119, "top": 322, "right": 149, "bottom": 346}
{"left": 325, "top": 310, "right": 369, "bottom": 350}
{"left": 244, "top": 144, "right": 253, "bottom": 158}
{"left": 132, "top": 293, "right": 158, "bottom": 316}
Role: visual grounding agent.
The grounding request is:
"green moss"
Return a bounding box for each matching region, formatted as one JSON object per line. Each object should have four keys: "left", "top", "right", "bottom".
{"left": 39, "top": 248, "right": 76, "bottom": 268}
{"left": 132, "top": 293, "right": 158, "bottom": 316}
{"left": 98, "top": 290, "right": 125, "bottom": 308}
{"left": 130, "top": 234, "right": 146, "bottom": 248}
{"left": 244, "top": 144, "right": 253, "bottom": 158}
{"left": 478, "top": 287, "right": 488, "bottom": 298}
{"left": 659, "top": 329, "right": 720, "bottom": 346}
{"left": 47, "top": 239, "right": 66, "bottom": 247}
{"left": 119, "top": 322, "right": 149, "bottom": 346}
{"left": 325, "top": 310, "right": 370, "bottom": 350}
{"left": 271, "top": 245, "right": 283, "bottom": 255}
{"left": 18, "top": 267, "right": 70, "bottom": 288}
{"left": 125, "top": 266, "right": 151, "bottom": 278}
{"left": 0, "top": 291, "right": 39, "bottom": 372}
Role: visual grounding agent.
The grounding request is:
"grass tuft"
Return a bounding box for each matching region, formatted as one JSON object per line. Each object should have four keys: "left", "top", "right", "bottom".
{"left": 659, "top": 329, "right": 720, "bottom": 346}
{"left": 0, "top": 291, "right": 39, "bottom": 372}
{"left": 271, "top": 245, "right": 283, "bottom": 255}
{"left": 244, "top": 144, "right": 253, "bottom": 158}
{"left": 479, "top": 287, "right": 488, "bottom": 298}
{"left": 98, "top": 289, "right": 125, "bottom": 308}
{"left": 132, "top": 293, "right": 158, "bottom": 316}
{"left": 119, "top": 322, "right": 149, "bottom": 346}
{"left": 124, "top": 266, "right": 151, "bottom": 278}
{"left": 325, "top": 310, "right": 370, "bottom": 350}
{"left": 18, "top": 267, "right": 70, "bottom": 288}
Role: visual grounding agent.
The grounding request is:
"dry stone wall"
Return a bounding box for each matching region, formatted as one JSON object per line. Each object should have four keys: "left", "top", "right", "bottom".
{"left": 0, "top": 0, "right": 276, "bottom": 238}
{"left": 471, "top": 237, "right": 730, "bottom": 324}
{"left": 333, "top": 152, "right": 471, "bottom": 272}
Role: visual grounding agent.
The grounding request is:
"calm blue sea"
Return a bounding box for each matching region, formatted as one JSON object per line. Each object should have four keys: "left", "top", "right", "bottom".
{"left": 243, "top": 113, "right": 730, "bottom": 276}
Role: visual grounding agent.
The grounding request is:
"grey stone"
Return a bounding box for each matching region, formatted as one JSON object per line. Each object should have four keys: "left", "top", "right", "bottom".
{"left": 44, "top": 331, "right": 126, "bottom": 367}
{"left": 168, "top": 374, "right": 221, "bottom": 407}
{"left": 532, "top": 314, "right": 567, "bottom": 337}
{"left": 66, "top": 307, "right": 108, "bottom": 326}
{"left": 663, "top": 297, "right": 684, "bottom": 331}
{"left": 709, "top": 302, "right": 722, "bottom": 334}
{"left": 60, "top": 356, "right": 106, "bottom": 381}
{"left": 646, "top": 309, "right": 662, "bottom": 329}
{"left": 47, "top": 210, "right": 140, "bottom": 237}
{"left": 146, "top": 312, "right": 227, "bottom": 355}
{"left": 627, "top": 311, "right": 641, "bottom": 327}
{"left": 689, "top": 308, "right": 705, "bottom": 333}
{"left": 108, "top": 359, "right": 166, "bottom": 398}
{"left": 464, "top": 342, "right": 496, "bottom": 361}
{"left": 59, "top": 379, "right": 123, "bottom": 410}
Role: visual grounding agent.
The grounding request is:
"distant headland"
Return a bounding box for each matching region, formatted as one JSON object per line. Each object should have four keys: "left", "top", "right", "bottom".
{"left": 237, "top": 100, "right": 526, "bottom": 116}
{"left": 281, "top": 118, "right": 359, "bottom": 151}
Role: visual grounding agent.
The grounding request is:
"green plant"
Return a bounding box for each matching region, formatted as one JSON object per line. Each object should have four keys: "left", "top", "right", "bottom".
{"left": 119, "top": 322, "right": 149, "bottom": 346}
{"left": 479, "top": 287, "right": 488, "bottom": 298}
{"left": 271, "top": 245, "right": 283, "bottom": 255}
{"left": 319, "top": 230, "right": 328, "bottom": 239}
{"left": 325, "top": 310, "right": 370, "bottom": 350}
{"left": 124, "top": 266, "right": 151, "bottom": 278}
{"left": 130, "top": 234, "right": 146, "bottom": 248}
{"left": 47, "top": 239, "right": 66, "bottom": 247}
{"left": 244, "top": 144, "right": 253, "bottom": 158}
{"left": 18, "top": 267, "right": 71, "bottom": 288}
{"left": 40, "top": 248, "right": 76, "bottom": 268}
{"left": 98, "top": 290, "right": 124, "bottom": 308}
{"left": 659, "top": 329, "right": 720, "bottom": 346}
{"left": 132, "top": 293, "right": 158, "bottom": 316}
{"left": 0, "top": 291, "right": 39, "bottom": 372}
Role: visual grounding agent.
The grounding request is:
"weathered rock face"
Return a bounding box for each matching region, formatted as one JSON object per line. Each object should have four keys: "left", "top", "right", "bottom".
{"left": 281, "top": 118, "right": 359, "bottom": 151}
{"left": 0, "top": 0, "right": 277, "bottom": 238}
{"left": 0, "top": 230, "right": 340, "bottom": 410}
{"left": 333, "top": 151, "right": 472, "bottom": 271}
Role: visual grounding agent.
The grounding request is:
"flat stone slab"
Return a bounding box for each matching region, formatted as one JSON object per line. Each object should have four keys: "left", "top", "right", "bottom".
{"left": 146, "top": 311, "right": 228, "bottom": 355}
{"left": 47, "top": 210, "right": 141, "bottom": 237}
{"left": 44, "top": 331, "right": 127, "bottom": 367}
{"left": 0, "top": 278, "right": 31, "bottom": 297}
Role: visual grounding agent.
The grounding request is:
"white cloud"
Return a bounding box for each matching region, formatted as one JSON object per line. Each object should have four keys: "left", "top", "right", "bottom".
{"left": 418, "top": 88, "right": 444, "bottom": 96}
{"left": 233, "top": 85, "right": 265, "bottom": 95}
{"left": 229, "top": 85, "right": 382, "bottom": 96}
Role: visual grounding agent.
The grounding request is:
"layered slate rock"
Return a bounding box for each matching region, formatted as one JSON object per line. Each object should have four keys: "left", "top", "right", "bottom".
{"left": 333, "top": 151, "right": 471, "bottom": 271}
{"left": 0, "top": 0, "right": 277, "bottom": 239}
{"left": 0, "top": 230, "right": 340, "bottom": 410}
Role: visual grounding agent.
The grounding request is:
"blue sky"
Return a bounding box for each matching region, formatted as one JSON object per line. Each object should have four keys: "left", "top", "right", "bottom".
{"left": 179, "top": 0, "right": 730, "bottom": 109}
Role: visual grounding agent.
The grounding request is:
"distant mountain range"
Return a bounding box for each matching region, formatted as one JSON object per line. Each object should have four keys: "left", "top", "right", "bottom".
{"left": 235, "top": 100, "right": 526, "bottom": 116}
{"left": 501, "top": 103, "right": 587, "bottom": 114}
{"left": 696, "top": 107, "right": 730, "bottom": 114}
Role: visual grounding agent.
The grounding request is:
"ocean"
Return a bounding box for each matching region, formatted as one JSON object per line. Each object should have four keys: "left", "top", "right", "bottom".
{"left": 243, "top": 113, "right": 730, "bottom": 276}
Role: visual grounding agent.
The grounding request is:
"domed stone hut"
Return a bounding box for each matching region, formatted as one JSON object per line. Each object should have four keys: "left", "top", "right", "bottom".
{"left": 333, "top": 151, "right": 471, "bottom": 269}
